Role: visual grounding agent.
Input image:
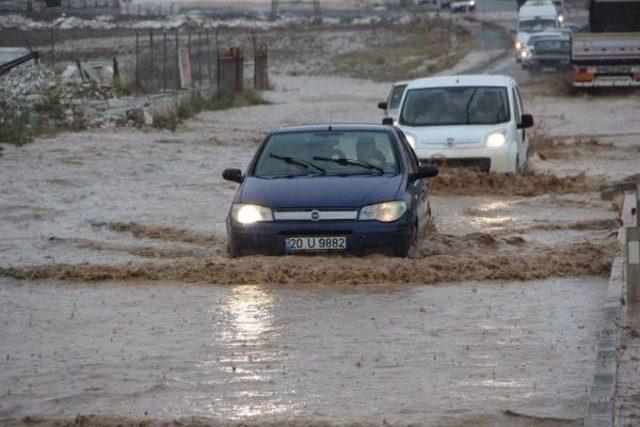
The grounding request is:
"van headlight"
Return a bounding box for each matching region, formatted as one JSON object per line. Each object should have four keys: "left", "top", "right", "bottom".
{"left": 405, "top": 133, "right": 417, "bottom": 149}
{"left": 558, "top": 14, "right": 564, "bottom": 23}
{"left": 231, "top": 204, "right": 273, "bottom": 224}
{"left": 515, "top": 41, "right": 522, "bottom": 50}
{"left": 486, "top": 130, "right": 507, "bottom": 148}
{"left": 359, "top": 201, "right": 407, "bottom": 222}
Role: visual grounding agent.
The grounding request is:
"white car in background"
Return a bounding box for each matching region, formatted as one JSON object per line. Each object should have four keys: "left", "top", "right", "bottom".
{"left": 450, "top": 0, "right": 476, "bottom": 13}
{"left": 513, "top": 0, "right": 564, "bottom": 62}
{"left": 396, "top": 75, "right": 534, "bottom": 174}
{"left": 378, "top": 80, "right": 408, "bottom": 123}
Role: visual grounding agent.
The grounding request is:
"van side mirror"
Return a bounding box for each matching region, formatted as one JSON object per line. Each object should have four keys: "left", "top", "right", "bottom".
{"left": 378, "top": 101, "right": 388, "bottom": 110}
{"left": 382, "top": 117, "right": 394, "bottom": 125}
{"left": 518, "top": 114, "right": 534, "bottom": 129}
{"left": 410, "top": 165, "right": 439, "bottom": 181}
{"left": 222, "top": 168, "right": 243, "bottom": 184}
{"left": 510, "top": 27, "right": 517, "bottom": 35}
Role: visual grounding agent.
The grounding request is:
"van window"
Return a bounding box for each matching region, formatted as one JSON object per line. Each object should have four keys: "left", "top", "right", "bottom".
{"left": 388, "top": 84, "right": 407, "bottom": 110}
{"left": 400, "top": 86, "right": 511, "bottom": 127}
{"left": 519, "top": 18, "right": 558, "bottom": 32}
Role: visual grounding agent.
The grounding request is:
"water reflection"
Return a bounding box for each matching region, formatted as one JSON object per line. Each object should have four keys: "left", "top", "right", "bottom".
{"left": 208, "top": 285, "right": 294, "bottom": 419}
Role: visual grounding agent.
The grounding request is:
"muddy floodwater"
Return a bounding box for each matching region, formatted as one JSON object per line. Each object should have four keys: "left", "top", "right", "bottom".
{"left": 0, "top": 276, "right": 605, "bottom": 425}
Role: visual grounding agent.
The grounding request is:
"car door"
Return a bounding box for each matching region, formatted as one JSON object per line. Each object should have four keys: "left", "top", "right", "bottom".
{"left": 511, "top": 86, "right": 527, "bottom": 169}
{"left": 397, "top": 130, "right": 429, "bottom": 222}
{"left": 514, "top": 85, "right": 530, "bottom": 162}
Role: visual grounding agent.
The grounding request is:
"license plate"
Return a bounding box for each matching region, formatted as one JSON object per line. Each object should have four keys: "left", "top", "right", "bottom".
{"left": 285, "top": 236, "right": 347, "bottom": 252}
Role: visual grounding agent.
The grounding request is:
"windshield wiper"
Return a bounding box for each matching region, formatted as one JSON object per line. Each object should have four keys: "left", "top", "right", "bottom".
{"left": 313, "top": 156, "right": 385, "bottom": 175}
{"left": 269, "top": 154, "right": 326, "bottom": 174}
{"left": 465, "top": 88, "right": 479, "bottom": 125}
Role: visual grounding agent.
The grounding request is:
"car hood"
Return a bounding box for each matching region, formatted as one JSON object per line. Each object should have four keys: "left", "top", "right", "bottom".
{"left": 400, "top": 123, "right": 507, "bottom": 149}
{"left": 238, "top": 175, "right": 404, "bottom": 209}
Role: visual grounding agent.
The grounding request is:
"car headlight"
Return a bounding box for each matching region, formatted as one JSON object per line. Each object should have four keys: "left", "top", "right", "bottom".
{"left": 486, "top": 130, "right": 507, "bottom": 148}
{"left": 405, "top": 133, "right": 417, "bottom": 149}
{"left": 359, "top": 201, "right": 407, "bottom": 222}
{"left": 469, "top": 0, "right": 476, "bottom": 5}
{"left": 520, "top": 49, "right": 530, "bottom": 59}
{"left": 515, "top": 41, "right": 522, "bottom": 50}
{"left": 558, "top": 14, "right": 564, "bottom": 23}
{"left": 231, "top": 204, "right": 273, "bottom": 224}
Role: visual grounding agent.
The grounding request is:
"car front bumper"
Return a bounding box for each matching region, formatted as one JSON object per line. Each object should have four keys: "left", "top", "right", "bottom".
{"left": 414, "top": 144, "right": 517, "bottom": 173}
{"left": 227, "top": 216, "right": 414, "bottom": 256}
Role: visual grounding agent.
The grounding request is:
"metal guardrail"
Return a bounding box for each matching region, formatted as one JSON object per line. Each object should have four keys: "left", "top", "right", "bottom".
{"left": 0, "top": 51, "right": 39, "bottom": 75}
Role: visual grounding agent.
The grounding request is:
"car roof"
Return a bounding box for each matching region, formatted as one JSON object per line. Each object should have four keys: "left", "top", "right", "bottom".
{"left": 272, "top": 123, "right": 394, "bottom": 134}
{"left": 405, "top": 74, "right": 516, "bottom": 90}
{"left": 519, "top": 1, "right": 558, "bottom": 18}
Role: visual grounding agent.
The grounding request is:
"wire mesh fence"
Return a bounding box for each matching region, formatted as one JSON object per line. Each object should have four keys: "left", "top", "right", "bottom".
{"left": 112, "top": 29, "right": 268, "bottom": 96}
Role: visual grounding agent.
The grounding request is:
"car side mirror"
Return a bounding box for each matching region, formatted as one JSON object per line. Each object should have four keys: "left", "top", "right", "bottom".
{"left": 410, "top": 165, "right": 438, "bottom": 181}
{"left": 222, "top": 168, "right": 244, "bottom": 184}
{"left": 382, "top": 117, "right": 394, "bottom": 125}
{"left": 378, "top": 101, "right": 388, "bottom": 110}
{"left": 518, "top": 114, "right": 534, "bottom": 129}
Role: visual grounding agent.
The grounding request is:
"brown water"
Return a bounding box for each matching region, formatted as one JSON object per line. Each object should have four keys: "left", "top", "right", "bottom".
{"left": 0, "top": 276, "right": 605, "bottom": 425}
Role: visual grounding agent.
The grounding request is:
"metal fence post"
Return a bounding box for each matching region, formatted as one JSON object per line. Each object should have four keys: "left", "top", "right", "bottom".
{"left": 162, "top": 31, "right": 167, "bottom": 92}
{"left": 206, "top": 30, "right": 212, "bottom": 86}
{"left": 135, "top": 31, "right": 140, "bottom": 95}
{"left": 50, "top": 28, "right": 55, "bottom": 71}
{"left": 175, "top": 31, "right": 180, "bottom": 90}
{"left": 188, "top": 32, "right": 192, "bottom": 86}
{"left": 149, "top": 28, "right": 154, "bottom": 91}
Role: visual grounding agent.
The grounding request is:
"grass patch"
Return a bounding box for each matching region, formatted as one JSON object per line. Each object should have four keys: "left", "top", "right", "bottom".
{"left": 0, "top": 109, "right": 34, "bottom": 146}
{"left": 328, "top": 17, "right": 473, "bottom": 82}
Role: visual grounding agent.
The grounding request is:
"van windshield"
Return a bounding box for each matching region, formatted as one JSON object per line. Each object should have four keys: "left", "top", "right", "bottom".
{"left": 519, "top": 19, "right": 557, "bottom": 32}
{"left": 399, "top": 86, "right": 511, "bottom": 127}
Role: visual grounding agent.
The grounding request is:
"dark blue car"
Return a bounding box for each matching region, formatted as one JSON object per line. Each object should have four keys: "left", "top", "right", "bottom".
{"left": 222, "top": 124, "right": 438, "bottom": 257}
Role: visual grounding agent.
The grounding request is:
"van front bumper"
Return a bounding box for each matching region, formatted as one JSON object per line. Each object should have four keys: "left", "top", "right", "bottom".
{"left": 414, "top": 145, "right": 517, "bottom": 173}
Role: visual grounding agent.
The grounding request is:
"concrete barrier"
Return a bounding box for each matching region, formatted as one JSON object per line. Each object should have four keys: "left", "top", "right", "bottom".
{"left": 585, "top": 186, "right": 639, "bottom": 427}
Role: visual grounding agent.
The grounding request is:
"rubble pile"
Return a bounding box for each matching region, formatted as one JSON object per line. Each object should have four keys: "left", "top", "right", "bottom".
{"left": 0, "top": 64, "right": 123, "bottom": 143}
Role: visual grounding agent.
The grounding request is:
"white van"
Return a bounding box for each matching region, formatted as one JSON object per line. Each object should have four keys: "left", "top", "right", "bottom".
{"left": 514, "top": 0, "right": 563, "bottom": 61}
{"left": 396, "top": 75, "right": 534, "bottom": 174}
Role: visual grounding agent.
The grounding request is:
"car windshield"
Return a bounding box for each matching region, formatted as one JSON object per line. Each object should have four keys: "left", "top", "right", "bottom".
{"left": 519, "top": 19, "right": 558, "bottom": 32}
{"left": 400, "top": 86, "right": 510, "bottom": 126}
{"left": 253, "top": 130, "right": 399, "bottom": 178}
{"left": 533, "top": 39, "right": 570, "bottom": 53}
{"left": 388, "top": 84, "right": 407, "bottom": 110}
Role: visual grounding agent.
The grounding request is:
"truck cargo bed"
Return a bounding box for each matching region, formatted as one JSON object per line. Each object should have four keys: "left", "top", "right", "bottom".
{"left": 572, "top": 32, "right": 640, "bottom": 64}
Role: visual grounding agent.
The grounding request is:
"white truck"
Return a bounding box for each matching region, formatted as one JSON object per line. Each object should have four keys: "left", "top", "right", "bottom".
{"left": 571, "top": 0, "right": 640, "bottom": 87}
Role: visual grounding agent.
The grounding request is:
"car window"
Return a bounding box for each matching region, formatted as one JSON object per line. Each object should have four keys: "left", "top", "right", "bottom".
{"left": 396, "top": 130, "right": 418, "bottom": 174}
{"left": 253, "top": 130, "right": 399, "bottom": 178}
{"left": 515, "top": 87, "right": 525, "bottom": 122}
{"left": 519, "top": 19, "right": 558, "bottom": 32}
{"left": 400, "top": 86, "right": 511, "bottom": 127}
{"left": 388, "top": 84, "right": 407, "bottom": 110}
{"left": 512, "top": 88, "right": 521, "bottom": 124}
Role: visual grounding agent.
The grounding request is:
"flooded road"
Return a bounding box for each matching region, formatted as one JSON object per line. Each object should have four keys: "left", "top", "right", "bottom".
{"left": 0, "top": 276, "right": 605, "bottom": 425}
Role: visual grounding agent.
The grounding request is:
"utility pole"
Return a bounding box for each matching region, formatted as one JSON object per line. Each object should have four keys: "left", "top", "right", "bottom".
{"left": 271, "top": 0, "right": 278, "bottom": 21}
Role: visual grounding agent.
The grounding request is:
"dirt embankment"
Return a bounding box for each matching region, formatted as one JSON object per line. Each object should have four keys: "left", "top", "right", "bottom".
{"left": 430, "top": 168, "right": 599, "bottom": 197}
{"left": 90, "top": 221, "right": 223, "bottom": 245}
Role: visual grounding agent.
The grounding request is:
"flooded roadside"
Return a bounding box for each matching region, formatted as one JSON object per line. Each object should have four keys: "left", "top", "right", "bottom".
{"left": 0, "top": 276, "right": 605, "bottom": 426}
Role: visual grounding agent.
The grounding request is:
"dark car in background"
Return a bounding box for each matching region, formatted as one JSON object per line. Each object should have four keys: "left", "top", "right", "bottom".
{"left": 521, "top": 31, "right": 572, "bottom": 70}
{"left": 222, "top": 124, "right": 438, "bottom": 258}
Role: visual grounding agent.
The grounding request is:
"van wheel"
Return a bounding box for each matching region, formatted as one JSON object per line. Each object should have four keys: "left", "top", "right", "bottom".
{"left": 227, "top": 243, "right": 240, "bottom": 258}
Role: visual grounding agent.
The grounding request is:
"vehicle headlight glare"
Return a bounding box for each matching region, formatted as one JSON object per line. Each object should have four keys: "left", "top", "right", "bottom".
{"left": 231, "top": 204, "right": 273, "bottom": 224}
{"left": 520, "top": 50, "right": 529, "bottom": 58}
{"left": 515, "top": 41, "right": 522, "bottom": 50}
{"left": 469, "top": 0, "right": 476, "bottom": 5}
{"left": 405, "top": 133, "right": 417, "bottom": 149}
{"left": 359, "top": 201, "right": 407, "bottom": 222}
{"left": 558, "top": 14, "right": 564, "bottom": 23}
{"left": 486, "top": 131, "right": 507, "bottom": 148}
